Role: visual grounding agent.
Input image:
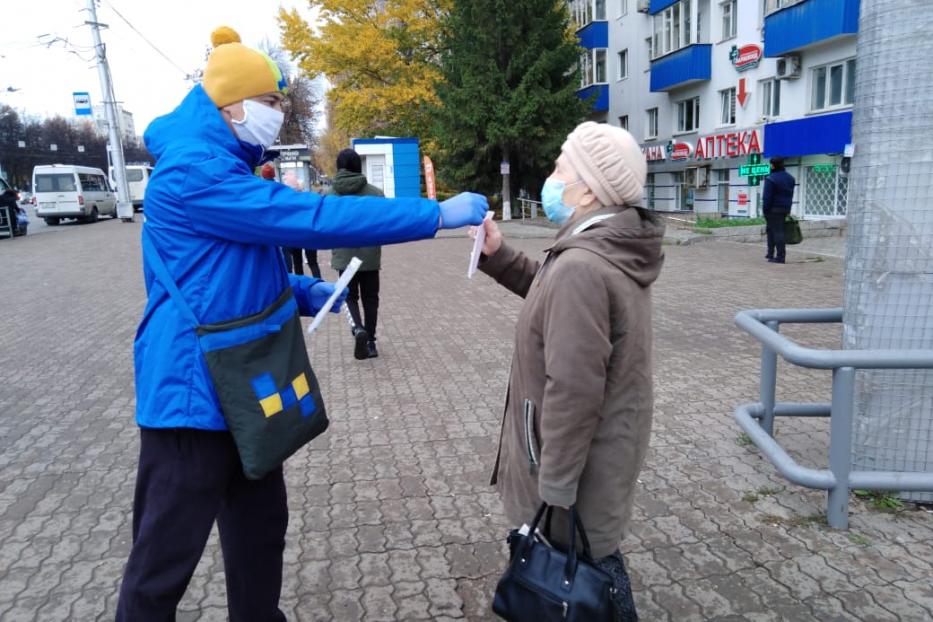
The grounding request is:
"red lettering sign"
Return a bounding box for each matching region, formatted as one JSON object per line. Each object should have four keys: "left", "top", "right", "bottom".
{"left": 748, "top": 130, "right": 761, "bottom": 154}
{"left": 738, "top": 192, "right": 748, "bottom": 206}
{"left": 726, "top": 134, "right": 739, "bottom": 157}
{"left": 671, "top": 143, "right": 692, "bottom": 160}
{"left": 731, "top": 44, "right": 763, "bottom": 72}
{"left": 693, "top": 129, "right": 763, "bottom": 160}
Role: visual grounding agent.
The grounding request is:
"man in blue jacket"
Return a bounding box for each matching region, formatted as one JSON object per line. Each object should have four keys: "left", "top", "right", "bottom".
{"left": 116, "top": 26, "right": 486, "bottom": 620}
{"left": 762, "top": 156, "right": 796, "bottom": 264}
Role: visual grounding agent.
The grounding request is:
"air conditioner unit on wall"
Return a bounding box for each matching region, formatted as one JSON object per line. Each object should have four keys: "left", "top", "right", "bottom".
{"left": 776, "top": 55, "right": 802, "bottom": 79}
{"left": 637, "top": 0, "right": 650, "bottom": 13}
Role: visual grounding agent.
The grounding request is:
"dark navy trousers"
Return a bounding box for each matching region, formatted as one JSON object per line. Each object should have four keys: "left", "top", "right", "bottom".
{"left": 116, "top": 428, "right": 288, "bottom": 621}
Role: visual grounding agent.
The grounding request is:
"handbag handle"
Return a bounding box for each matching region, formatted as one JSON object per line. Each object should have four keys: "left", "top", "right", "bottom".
{"left": 526, "top": 502, "right": 595, "bottom": 589}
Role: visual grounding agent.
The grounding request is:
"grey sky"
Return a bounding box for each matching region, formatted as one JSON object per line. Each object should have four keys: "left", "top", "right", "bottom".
{"left": 2, "top": 0, "right": 320, "bottom": 134}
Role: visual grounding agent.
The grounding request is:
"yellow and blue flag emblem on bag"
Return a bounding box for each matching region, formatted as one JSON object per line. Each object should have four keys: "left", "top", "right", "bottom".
{"left": 251, "top": 372, "right": 315, "bottom": 418}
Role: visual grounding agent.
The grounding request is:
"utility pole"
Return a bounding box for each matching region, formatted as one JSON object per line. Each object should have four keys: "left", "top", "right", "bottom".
{"left": 501, "top": 151, "right": 511, "bottom": 221}
{"left": 86, "top": 0, "right": 133, "bottom": 222}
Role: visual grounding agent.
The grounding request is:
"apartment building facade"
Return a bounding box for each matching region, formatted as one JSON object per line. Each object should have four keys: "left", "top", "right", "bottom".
{"left": 573, "top": 0, "right": 859, "bottom": 219}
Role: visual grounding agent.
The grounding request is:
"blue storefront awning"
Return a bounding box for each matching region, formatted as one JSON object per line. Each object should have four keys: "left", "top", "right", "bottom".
{"left": 763, "top": 111, "right": 852, "bottom": 158}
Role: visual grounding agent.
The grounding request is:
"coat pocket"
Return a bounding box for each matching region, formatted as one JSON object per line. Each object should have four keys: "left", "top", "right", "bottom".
{"left": 523, "top": 399, "right": 540, "bottom": 473}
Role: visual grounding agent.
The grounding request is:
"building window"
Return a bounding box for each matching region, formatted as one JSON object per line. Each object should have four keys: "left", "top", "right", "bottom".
{"left": 811, "top": 59, "right": 856, "bottom": 111}
{"left": 646, "top": 108, "right": 659, "bottom": 139}
{"left": 719, "top": 87, "right": 736, "bottom": 125}
{"left": 652, "top": 0, "right": 693, "bottom": 59}
{"left": 721, "top": 0, "right": 737, "bottom": 40}
{"left": 676, "top": 97, "right": 700, "bottom": 133}
{"left": 716, "top": 169, "right": 730, "bottom": 214}
{"left": 645, "top": 172, "right": 656, "bottom": 210}
{"left": 761, "top": 78, "right": 781, "bottom": 117}
{"left": 765, "top": 0, "right": 802, "bottom": 15}
{"left": 645, "top": 37, "right": 653, "bottom": 70}
{"left": 580, "top": 48, "right": 609, "bottom": 87}
{"left": 618, "top": 0, "right": 627, "bottom": 18}
{"left": 618, "top": 115, "right": 629, "bottom": 130}
{"left": 617, "top": 49, "right": 628, "bottom": 80}
{"left": 572, "top": 0, "right": 608, "bottom": 28}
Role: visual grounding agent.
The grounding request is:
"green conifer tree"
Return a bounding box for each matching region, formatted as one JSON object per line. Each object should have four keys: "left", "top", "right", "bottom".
{"left": 433, "top": 0, "right": 590, "bottom": 200}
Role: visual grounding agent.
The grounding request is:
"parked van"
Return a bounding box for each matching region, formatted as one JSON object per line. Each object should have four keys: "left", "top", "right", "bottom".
{"left": 32, "top": 165, "right": 117, "bottom": 225}
{"left": 110, "top": 165, "right": 153, "bottom": 211}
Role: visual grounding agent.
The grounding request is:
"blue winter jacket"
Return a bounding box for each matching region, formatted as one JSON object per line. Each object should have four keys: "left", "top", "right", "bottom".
{"left": 762, "top": 170, "right": 795, "bottom": 215}
{"left": 135, "top": 85, "right": 440, "bottom": 430}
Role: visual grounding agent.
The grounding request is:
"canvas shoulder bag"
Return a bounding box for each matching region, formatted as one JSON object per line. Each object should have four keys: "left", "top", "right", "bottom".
{"left": 143, "top": 228, "right": 328, "bottom": 479}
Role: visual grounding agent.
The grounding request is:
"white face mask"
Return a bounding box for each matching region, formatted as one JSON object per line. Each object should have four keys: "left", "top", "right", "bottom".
{"left": 230, "top": 99, "right": 284, "bottom": 149}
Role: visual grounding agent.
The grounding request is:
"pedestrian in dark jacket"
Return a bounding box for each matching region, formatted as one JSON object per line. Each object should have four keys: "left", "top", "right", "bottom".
{"left": 762, "top": 157, "right": 795, "bottom": 263}
{"left": 116, "top": 26, "right": 487, "bottom": 621}
{"left": 324, "top": 148, "right": 384, "bottom": 360}
{"left": 476, "top": 122, "right": 665, "bottom": 621}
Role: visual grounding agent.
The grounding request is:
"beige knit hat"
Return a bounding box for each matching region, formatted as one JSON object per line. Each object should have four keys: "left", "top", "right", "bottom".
{"left": 560, "top": 122, "right": 646, "bottom": 207}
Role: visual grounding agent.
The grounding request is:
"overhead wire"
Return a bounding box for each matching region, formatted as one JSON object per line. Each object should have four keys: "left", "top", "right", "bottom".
{"left": 101, "top": 0, "right": 190, "bottom": 78}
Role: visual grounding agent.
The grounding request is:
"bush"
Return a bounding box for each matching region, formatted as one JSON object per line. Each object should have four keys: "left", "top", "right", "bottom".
{"left": 694, "top": 217, "right": 766, "bottom": 229}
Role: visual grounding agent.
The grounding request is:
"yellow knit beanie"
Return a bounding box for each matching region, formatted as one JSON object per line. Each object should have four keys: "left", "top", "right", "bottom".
{"left": 202, "top": 26, "right": 288, "bottom": 108}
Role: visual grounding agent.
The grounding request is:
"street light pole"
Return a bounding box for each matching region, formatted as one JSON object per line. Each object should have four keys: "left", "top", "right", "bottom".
{"left": 86, "top": 0, "right": 133, "bottom": 222}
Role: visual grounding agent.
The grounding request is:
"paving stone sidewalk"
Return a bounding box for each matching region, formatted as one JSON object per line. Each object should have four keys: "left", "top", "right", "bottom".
{"left": 0, "top": 219, "right": 931, "bottom": 621}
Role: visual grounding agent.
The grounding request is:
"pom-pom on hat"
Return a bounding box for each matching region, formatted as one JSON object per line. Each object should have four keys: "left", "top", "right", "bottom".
{"left": 560, "top": 122, "right": 647, "bottom": 207}
{"left": 202, "top": 26, "right": 288, "bottom": 108}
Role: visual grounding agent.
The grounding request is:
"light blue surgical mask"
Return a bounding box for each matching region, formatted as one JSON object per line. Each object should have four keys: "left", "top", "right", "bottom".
{"left": 541, "top": 178, "right": 582, "bottom": 225}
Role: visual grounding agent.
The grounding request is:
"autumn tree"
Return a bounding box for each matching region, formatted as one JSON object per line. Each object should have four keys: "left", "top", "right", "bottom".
{"left": 278, "top": 0, "right": 448, "bottom": 139}
{"left": 432, "top": 0, "right": 588, "bottom": 197}
{"left": 313, "top": 98, "right": 351, "bottom": 177}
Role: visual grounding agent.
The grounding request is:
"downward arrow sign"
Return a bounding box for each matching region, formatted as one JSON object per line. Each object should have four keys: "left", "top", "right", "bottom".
{"left": 737, "top": 78, "right": 749, "bottom": 107}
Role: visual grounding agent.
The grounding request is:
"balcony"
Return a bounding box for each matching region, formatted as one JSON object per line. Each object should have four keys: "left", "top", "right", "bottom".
{"left": 577, "top": 84, "right": 609, "bottom": 113}
{"left": 764, "top": 0, "right": 860, "bottom": 58}
{"left": 763, "top": 111, "right": 852, "bottom": 158}
{"left": 576, "top": 20, "right": 608, "bottom": 50}
{"left": 650, "top": 44, "right": 712, "bottom": 92}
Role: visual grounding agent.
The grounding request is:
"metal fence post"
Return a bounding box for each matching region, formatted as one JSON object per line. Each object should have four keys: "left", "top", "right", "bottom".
{"left": 759, "top": 320, "right": 779, "bottom": 437}
{"left": 827, "top": 366, "right": 855, "bottom": 529}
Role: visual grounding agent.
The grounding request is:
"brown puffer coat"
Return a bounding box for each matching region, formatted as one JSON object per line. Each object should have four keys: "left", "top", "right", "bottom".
{"left": 480, "top": 205, "right": 665, "bottom": 557}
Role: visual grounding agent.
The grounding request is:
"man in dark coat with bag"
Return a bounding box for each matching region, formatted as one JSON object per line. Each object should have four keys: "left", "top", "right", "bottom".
{"left": 762, "top": 156, "right": 796, "bottom": 264}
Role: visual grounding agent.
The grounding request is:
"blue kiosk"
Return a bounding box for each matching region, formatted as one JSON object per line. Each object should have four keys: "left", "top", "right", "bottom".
{"left": 350, "top": 137, "right": 421, "bottom": 199}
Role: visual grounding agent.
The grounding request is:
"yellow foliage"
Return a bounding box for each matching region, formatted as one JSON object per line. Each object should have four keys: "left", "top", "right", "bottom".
{"left": 278, "top": 0, "right": 449, "bottom": 139}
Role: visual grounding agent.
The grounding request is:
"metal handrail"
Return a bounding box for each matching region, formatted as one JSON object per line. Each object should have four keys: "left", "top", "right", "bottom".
{"left": 517, "top": 198, "right": 542, "bottom": 220}
{"left": 736, "top": 309, "right": 933, "bottom": 369}
{"left": 734, "top": 307, "right": 933, "bottom": 528}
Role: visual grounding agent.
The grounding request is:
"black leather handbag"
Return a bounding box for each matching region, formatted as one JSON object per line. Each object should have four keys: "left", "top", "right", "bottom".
{"left": 493, "top": 503, "right": 617, "bottom": 621}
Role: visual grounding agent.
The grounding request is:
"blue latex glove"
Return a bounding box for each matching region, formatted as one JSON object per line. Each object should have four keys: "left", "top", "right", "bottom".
{"left": 438, "top": 192, "right": 488, "bottom": 230}
{"left": 309, "top": 281, "right": 349, "bottom": 314}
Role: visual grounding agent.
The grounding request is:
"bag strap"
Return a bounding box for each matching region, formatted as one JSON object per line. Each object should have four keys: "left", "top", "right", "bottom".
{"left": 527, "top": 502, "right": 595, "bottom": 589}
{"left": 141, "top": 227, "right": 201, "bottom": 330}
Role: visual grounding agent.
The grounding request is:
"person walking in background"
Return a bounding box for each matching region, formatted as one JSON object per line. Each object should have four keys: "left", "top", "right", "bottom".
{"left": 474, "top": 122, "right": 665, "bottom": 620}
{"left": 325, "top": 148, "right": 384, "bottom": 360}
{"left": 762, "top": 156, "right": 795, "bottom": 264}
{"left": 260, "top": 164, "right": 306, "bottom": 275}
{"left": 281, "top": 171, "right": 323, "bottom": 278}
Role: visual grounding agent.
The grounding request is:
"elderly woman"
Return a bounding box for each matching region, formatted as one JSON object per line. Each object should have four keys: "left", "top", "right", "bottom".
{"left": 477, "top": 122, "right": 665, "bottom": 620}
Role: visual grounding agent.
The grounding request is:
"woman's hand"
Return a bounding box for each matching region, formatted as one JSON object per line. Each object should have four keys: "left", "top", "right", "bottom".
{"left": 469, "top": 217, "right": 503, "bottom": 257}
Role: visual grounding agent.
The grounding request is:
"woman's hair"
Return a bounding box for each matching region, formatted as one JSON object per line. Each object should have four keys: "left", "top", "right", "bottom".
{"left": 771, "top": 157, "right": 785, "bottom": 172}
